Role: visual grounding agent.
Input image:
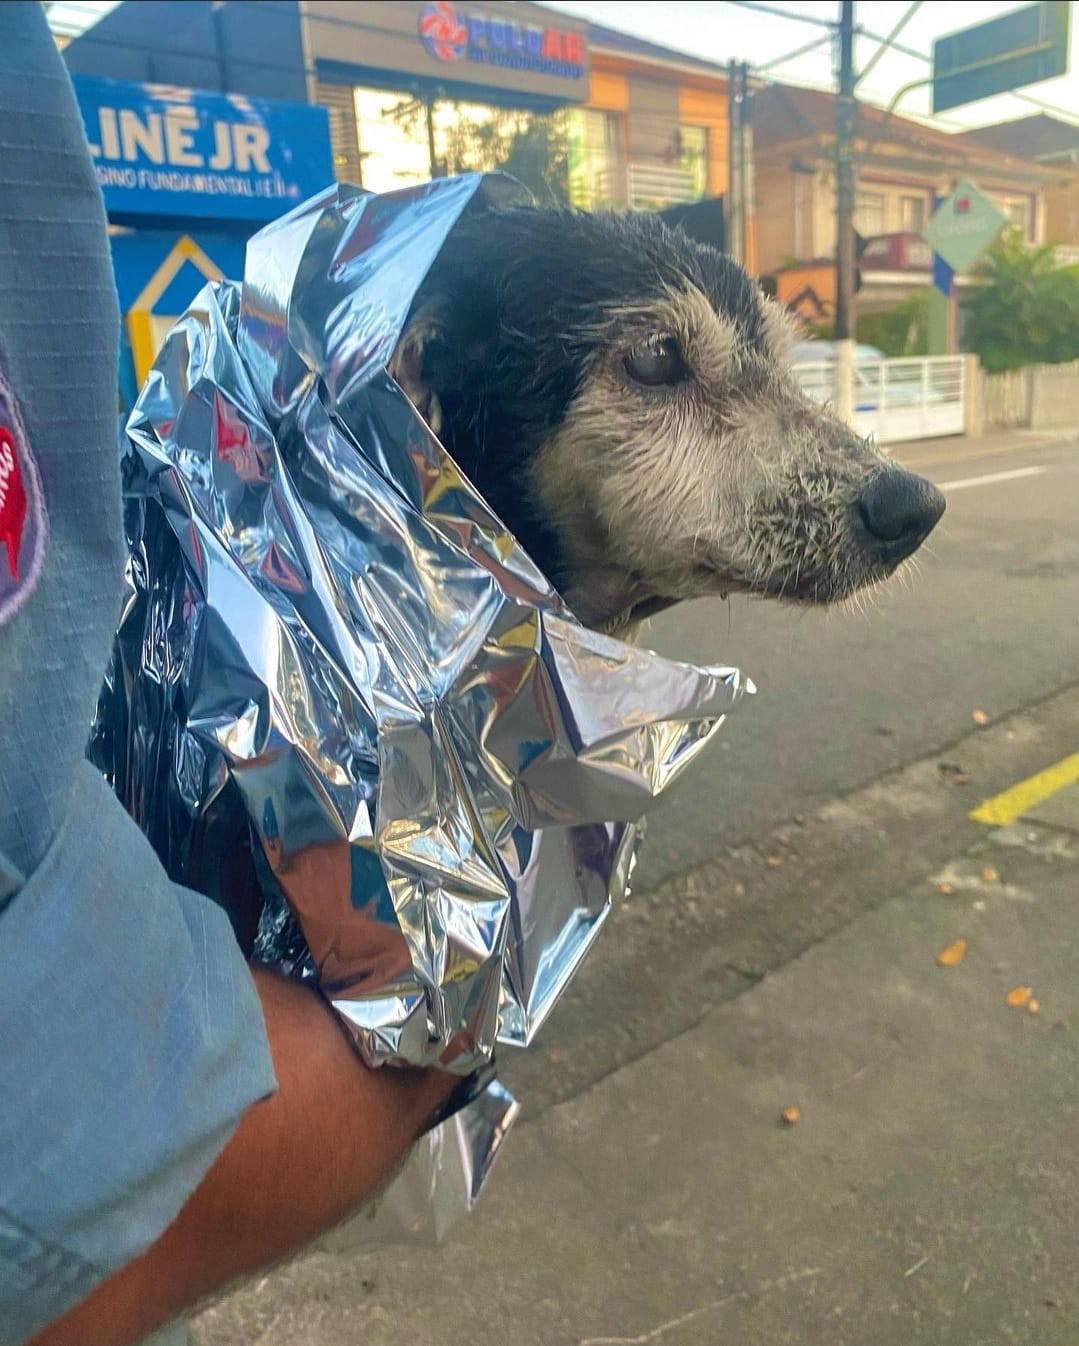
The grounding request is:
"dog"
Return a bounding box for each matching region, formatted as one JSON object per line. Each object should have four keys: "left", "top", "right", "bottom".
{"left": 389, "top": 206, "right": 945, "bottom": 635}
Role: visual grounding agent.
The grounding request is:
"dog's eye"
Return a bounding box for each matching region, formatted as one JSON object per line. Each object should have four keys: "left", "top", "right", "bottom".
{"left": 624, "top": 337, "right": 685, "bottom": 387}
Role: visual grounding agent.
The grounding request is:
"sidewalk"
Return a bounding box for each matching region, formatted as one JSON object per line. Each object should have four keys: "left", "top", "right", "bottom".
{"left": 194, "top": 698, "right": 1079, "bottom": 1346}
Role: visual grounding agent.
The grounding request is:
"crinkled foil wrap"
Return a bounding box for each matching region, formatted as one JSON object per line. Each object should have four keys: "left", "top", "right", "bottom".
{"left": 89, "top": 173, "right": 752, "bottom": 1242}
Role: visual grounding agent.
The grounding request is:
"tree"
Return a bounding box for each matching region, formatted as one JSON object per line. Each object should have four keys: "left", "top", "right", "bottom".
{"left": 857, "top": 293, "right": 929, "bottom": 357}
{"left": 965, "top": 230, "right": 1079, "bottom": 372}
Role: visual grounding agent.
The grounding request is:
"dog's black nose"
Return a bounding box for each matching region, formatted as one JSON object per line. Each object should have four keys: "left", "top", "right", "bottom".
{"left": 857, "top": 469, "right": 945, "bottom": 559}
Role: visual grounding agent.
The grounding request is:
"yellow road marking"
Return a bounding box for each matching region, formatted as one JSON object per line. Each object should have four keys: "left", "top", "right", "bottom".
{"left": 970, "top": 752, "right": 1079, "bottom": 826}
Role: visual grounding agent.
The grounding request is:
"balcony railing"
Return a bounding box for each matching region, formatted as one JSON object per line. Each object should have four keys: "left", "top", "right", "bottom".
{"left": 626, "top": 163, "right": 699, "bottom": 210}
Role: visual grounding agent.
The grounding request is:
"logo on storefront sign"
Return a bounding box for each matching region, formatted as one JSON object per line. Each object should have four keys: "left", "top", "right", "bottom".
{"left": 420, "top": 1, "right": 469, "bottom": 60}
{"left": 418, "top": 1, "right": 585, "bottom": 77}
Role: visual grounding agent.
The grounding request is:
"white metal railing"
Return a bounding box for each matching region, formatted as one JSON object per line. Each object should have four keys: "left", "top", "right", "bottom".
{"left": 792, "top": 355, "right": 967, "bottom": 444}
{"left": 627, "top": 162, "right": 697, "bottom": 210}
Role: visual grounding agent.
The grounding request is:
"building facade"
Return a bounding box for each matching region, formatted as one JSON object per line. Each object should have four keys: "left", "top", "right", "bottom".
{"left": 65, "top": 2, "right": 734, "bottom": 215}
{"left": 64, "top": 79, "right": 333, "bottom": 402}
{"left": 958, "top": 114, "right": 1079, "bottom": 257}
{"left": 750, "top": 83, "right": 1062, "bottom": 330}
{"left": 62, "top": 0, "right": 736, "bottom": 399}
{"left": 303, "top": 4, "right": 732, "bottom": 219}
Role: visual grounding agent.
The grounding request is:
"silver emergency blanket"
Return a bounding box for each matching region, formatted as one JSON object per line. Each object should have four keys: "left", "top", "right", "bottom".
{"left": 90, "top": 173, "right": 752, "bottom": 1239}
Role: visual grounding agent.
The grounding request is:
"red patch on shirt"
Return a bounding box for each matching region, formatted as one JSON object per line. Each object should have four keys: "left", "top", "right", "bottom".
{"left": 0, "top": 427, "right": 28, "bottom": 579}
{"left": 0, "top": 369, "right": 48, "bottom": 624}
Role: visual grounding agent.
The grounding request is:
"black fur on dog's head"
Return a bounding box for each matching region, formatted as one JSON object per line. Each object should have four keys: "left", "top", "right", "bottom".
{"left": 390, "top": 206, "right": 944, "bottom": 633}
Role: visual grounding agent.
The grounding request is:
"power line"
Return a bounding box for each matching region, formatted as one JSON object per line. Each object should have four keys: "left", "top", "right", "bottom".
{"left": 743, "top": 10, "right": 1079, "bottom": 132}
{"left": 858, "top": 30, "right": 925, "bottom": 65}
{"left": 756, "top": 32, "right": 833, "bottom": 74}
{"left": 996, "top": 91, "right": 1079, "bottom": 128}
{"left": 725, "top": 1, "right": 836, "bottom": 33}
{"left": 856, "top": 1, "right": 922, "bottom": 89}
{"left": 858, "top": 25, "right": 1079, "bottom": 129}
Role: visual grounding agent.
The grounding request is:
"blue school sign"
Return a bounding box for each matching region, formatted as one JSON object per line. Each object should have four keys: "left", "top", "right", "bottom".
{"left": 72, "top": 75, "right": 334, "bottom": 223}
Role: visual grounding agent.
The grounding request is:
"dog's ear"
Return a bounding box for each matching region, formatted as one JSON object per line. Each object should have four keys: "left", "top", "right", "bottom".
{"left": 389, "top": 302, "right": 461, "bottom": 437}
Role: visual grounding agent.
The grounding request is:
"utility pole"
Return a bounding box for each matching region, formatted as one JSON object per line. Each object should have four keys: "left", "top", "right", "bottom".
{"left": 731, "top": 63, "right": 748, "bottom": 267}
{"left": 727, "top": 60, "right": 744, "bottom": 266}
{"left": 727, "top": 61, "right": 752, "bottom": 266}
{"left": 834, "top": 0, "right": 856, "bottom": 422}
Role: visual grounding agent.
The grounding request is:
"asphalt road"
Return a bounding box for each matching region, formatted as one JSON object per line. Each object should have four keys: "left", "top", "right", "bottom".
{"left": 194, "top": 418, "right": 1079, "bottom": 1344}
{"left": 633, "top": 430, "right": 1079, "bottom": 891}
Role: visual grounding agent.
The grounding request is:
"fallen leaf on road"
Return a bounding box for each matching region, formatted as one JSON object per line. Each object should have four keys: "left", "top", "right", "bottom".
{"left": 766, "top": 855, "right": 784, "bottom": 868}
{"left": 938, "top": 881, "right": 956, "bottom": 895}
{"left": 1028, "top": 999, "right": 1041, "bottom": 1015}
{"left": 981, "top": 865, "right": 1000, "bottom": 883}
{"left": 937, "top": 938, "right": 967, "bottom": 967}
{"left": 938, "top": 762, "right": 971, "bottom": 785}
{"left": 781, "top": 1106, "right": 801, "bottom": 1126}
{"left": 1006, "top": 986, "right": 1033, "bottom": 1008}
{"left": 972, "top": 709, "right": 990, "bottom": 726}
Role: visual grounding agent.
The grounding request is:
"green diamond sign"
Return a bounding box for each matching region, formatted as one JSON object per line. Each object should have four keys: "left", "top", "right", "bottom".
{"left": 923, "top": 181, "right": 1008, "bottom": 275}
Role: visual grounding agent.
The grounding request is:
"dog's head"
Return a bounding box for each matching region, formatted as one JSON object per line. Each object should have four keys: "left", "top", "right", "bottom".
{"left": 390, "top": 206, "right": 944, "bottom": 632}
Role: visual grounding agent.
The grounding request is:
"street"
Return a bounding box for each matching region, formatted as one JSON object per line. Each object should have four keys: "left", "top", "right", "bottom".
{"left": 638, "top": 429, "right": 1079, "bottom": 887}
{"left": 194, "top": 429, "right": 1079, "bottom": 1346}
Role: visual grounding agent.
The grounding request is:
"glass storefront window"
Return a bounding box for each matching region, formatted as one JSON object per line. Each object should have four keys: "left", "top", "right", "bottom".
{"left": 566, "top": 108, "right": 626, "bottom": 210}
{"left": 353, "top": 87, "right": 571, "bottom": 204}
{"left": 354, "top": 87, "right": 431, "bottom": 194}
{"left": 434, "top": 102, "right": 570, "bottom": 204}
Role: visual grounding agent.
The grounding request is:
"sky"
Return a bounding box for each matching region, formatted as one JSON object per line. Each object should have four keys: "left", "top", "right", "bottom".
{"left": 47, "top": 0, "right": 1079, "bottom": 133}
{"left": 546, "top": 1, "right": 1079, "bottom": 132}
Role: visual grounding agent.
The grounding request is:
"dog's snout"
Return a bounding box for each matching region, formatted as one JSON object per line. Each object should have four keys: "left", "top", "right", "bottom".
{"left": 856, "top": 469, "right": 945, "bottom": 559}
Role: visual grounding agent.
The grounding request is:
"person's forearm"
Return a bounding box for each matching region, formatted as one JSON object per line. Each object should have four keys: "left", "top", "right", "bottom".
{"left": 29, "top": 967, "right": 457, "bottom": 1346}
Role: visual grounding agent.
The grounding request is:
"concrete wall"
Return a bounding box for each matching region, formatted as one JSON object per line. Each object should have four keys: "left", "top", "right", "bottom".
{"left": 980, "top": 368, "right": 1032, "bottom": 431}
{"left": 1030, "top": 361, "right": 1079, "bottom": 430}
{"left": 981, "top": 361, "right": 1079, "bottom": 433}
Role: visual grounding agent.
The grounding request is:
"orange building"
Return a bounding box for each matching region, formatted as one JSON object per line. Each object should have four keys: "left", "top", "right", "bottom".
{"left": 570, "top": 25, "right": 728, "bottom": 196}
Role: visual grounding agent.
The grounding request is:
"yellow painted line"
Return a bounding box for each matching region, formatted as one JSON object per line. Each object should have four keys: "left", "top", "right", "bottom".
{"left": 970, "top": 752, "right": 1079, "bottom": 826}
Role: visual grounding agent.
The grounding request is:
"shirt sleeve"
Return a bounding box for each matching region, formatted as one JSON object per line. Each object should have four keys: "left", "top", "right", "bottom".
{"left": 0, "top": 764, "right": 278, "bottom": 1346}
{"left": 0, "top": 6, "right": 276, "bottom": 1343}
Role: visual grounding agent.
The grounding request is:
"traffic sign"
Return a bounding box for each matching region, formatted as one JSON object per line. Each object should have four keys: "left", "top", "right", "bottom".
{"left": 923, "top": 181, "right": 1008, "bottom": 275}
{"left": 933, "top": 2, "right": 1071, "bottom": 114}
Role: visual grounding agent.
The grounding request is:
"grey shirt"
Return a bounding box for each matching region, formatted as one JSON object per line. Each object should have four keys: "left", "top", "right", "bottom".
{"left": 0, "top": 7, "right": 277, "bottom": 1342}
